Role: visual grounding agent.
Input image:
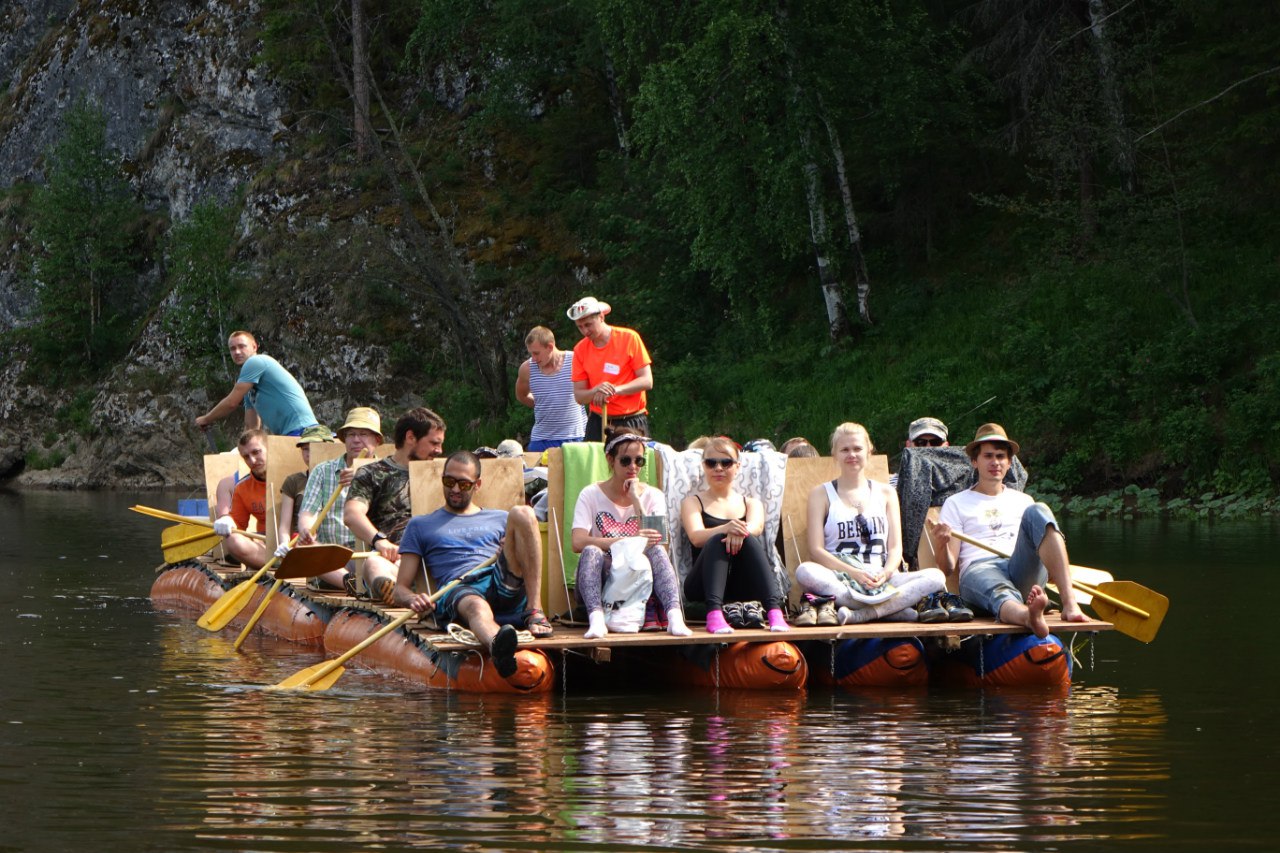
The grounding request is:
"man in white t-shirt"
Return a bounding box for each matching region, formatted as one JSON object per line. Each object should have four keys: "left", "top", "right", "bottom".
{"left": 929, "top": 423, "right": 1087, "bottom": 638}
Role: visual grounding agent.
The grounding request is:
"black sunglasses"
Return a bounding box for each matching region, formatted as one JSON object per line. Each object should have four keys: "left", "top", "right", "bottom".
{"left": 441, "top": 475, "right": 476, "bottom": 491}
{"left": 703, "top": 457, "right": 736, "bottom": 470}
{"left": 617, "top": 455, "right": 646, "bottom": 468}
{"left": 914, "top": 437, "right": 944, "bottom": 447}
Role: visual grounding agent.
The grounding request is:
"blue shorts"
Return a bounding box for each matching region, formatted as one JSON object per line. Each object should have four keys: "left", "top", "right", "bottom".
{"left": 527, "top": 437, "right": 582, "bottom": 452}
{"left": 958, "top": 503, "right": 1061, "bottom": 620}
{"left": 433, "top": 556, "right": 528, "bottom": 626}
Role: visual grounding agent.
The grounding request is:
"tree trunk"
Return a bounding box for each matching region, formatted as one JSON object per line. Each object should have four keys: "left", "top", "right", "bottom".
{"left": 351, "top": 0, "right": 372, "bottom": 160}
{"left": 819, "top": 107, "right": 872, "bottom": 325}
{"left": 603, "top": 52, "right": 629, "bottom": 156}
{"left": 1087, "top": 0, "right": 1137, "bottom": 193}
{"left": 800, "top": 140, "right": 852, "bottom": 341}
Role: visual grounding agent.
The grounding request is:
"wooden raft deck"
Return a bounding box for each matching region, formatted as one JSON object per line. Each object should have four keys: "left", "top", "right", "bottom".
{"left": 216, "top": 566, "right": 1114, "bottom": 653}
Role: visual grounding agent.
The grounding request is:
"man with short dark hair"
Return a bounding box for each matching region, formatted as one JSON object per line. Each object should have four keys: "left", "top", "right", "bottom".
{"left": 393, "top": 450, "right": 550, "bottom": 679}
{"left": 195, "top": 331, "right": 320, "bottom": 437}
{"left": 516, "top": 325, "right": 586, "bottom": 450}
{"left": 212, "top": 428, "right": 271, "bottom": 569}
{"left": 344, "top": 407, "right": 446, "bottom": 602}
{"left": 568, "top": 296, "right": 654, "bottom": 441}
{"left": 929, "top": 423, "right": 1088, "bottom": 638}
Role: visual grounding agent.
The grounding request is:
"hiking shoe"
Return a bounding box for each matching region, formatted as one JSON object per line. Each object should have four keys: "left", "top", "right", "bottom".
{"left": 368, "top": 575, "right": 395, "bottom": 605}
{"left": 343, "top": 571, "right": 359, "bottom": 597}
{"left": 940, "top": 592, "right": 974, "bottom": 622}
{"left": 740, "top": 601, "right": 766, "bottom": 629}
{"left": 816, "top": 598, "right": 838, "bottom": 626}
{"left": 723, "top": 602, "right": 746, "bottom": 629}
{"left": 914, "top": 592, "right": 948, "bottom": 623}
{"left": 792, "top": 599, "right": 817, "bottom": 627}
{"left": 490, "top": 624, "right": 519, "bottom": 679}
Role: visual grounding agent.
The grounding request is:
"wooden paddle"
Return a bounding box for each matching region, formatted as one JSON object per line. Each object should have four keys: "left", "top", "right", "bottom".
{"left": 196, "top": 475, "right": 347, "bottom": 632}
{"left": 268, "top": 556, "right": 496, "bottom": 692}
{"left": 161, "top": 524, "right": 226, "bottom": 563}
{"left": 133, "top": 505, "right": 267, "bottom": 539}
{"left": 274, "top": 544, "right": 358, "bottom": 580}
{"left": 936, "top": 524, "right": 1168, "bottom": 642}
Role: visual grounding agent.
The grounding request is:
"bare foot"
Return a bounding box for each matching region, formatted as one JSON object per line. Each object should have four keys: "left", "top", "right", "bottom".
{"left": 1060, "top": 605, "right": 1089, "bottom": 623}
{"left": 1025, "top": 585, "right": 1050, "bottom": 639}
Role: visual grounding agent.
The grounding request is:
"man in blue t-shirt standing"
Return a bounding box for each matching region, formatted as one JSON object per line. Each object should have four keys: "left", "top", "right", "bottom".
{"left": 195, "top": 331, "right": 321, "bottom": 437}
{"left": 391, "top": 450, "right": 552, "bottom": 679}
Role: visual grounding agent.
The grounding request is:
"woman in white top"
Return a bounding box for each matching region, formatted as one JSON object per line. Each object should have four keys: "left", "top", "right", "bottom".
{"left": 795, "top": 423, "right": 948, "bottom": 624}
{"left": 572, "top": 430, "right": 691, "bottom": 638}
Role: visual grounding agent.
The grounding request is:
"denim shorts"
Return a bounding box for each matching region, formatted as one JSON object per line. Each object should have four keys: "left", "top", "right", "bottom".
{"left": 958, "top": 502, "right": 1061, "bottom": 620}
{"left": 433, "top": 556, "right": 527, "bottom": 625}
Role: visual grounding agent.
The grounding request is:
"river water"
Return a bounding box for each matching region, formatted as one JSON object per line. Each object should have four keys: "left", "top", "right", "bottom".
{"left": 0, "top": 488, "right": 1274, "bottom": 852}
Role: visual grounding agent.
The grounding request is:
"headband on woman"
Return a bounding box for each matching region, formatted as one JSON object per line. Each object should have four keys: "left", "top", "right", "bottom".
{"left": 605, "top": 433, "right": 647, "bottom": 455}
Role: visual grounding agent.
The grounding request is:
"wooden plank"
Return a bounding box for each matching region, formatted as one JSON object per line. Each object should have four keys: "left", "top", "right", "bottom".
{"left": 408, "top": 457, "right": 524, "bottom": 516}
{"left": 264, "top": 435, "right": 308, "bottom": 553}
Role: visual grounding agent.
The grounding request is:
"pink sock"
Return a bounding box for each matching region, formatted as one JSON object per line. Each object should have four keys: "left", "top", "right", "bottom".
{"left": 705, "top": 609, "right": 734, "bottom": 634}
{"left": 767, "top": 608, "right": 789, "bottom": 632}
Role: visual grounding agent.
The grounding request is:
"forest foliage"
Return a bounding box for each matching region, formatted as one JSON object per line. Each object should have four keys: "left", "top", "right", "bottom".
{"left": 5, "top": 0, "right": 1278, "bottom": 499}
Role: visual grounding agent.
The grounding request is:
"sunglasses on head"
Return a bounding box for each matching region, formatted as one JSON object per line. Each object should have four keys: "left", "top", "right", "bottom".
{"left": 914, "top": 437, "right": 944, "bottom": 447}
{"left": 441, "top": 475, "right": 476, "bottom": 491}
{"left": 703, "top": 457, "right": 736, "bottom": 470}
{"left": 616, "top": 454, "right": 646, "bottom": 468}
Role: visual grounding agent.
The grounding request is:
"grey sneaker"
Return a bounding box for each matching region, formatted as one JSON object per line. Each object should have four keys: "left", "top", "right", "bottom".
{"left": 792, "top": 600, "right": 817, "bottom": 627}
{"left": 914, "top": 592, "right": 948, "bottom": 623}
{"left": 816, "top": 599, "right": 839, "bottom": 626}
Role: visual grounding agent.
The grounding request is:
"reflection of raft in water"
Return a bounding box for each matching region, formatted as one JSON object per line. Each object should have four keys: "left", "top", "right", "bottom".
{"left": 151, "top": 559, "right": 1107, "bottom": 693}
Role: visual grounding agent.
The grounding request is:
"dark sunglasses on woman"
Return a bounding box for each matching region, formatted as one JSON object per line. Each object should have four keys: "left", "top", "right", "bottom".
{"left": 617, "top": 455, "right": 646, "bottom": 468}
{"left": 703, "top": 457, "right": 736, "bottom": 470}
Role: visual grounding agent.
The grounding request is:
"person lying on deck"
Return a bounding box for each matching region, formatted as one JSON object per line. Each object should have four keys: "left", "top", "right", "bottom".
{"left": 929, "top": 423, "right": 1088, "bottom": 639}
{"left": 392, "top": 450, "right": 551, "bottom": 679}
{"left": 794, "top": 422, "right": 955, "bottom": 626}
{"left": 293, "top": 407, "right": 384, "bottom": 595}
{"left": 572, "top": 430, "right": 691, "bottom": 638}
{"left": 212, "top": 428, "right": 271, "bottom": 570}
{"left": 344, "top": 407, "right": 445, "bottom": 604}
{"left": 680, "top": 435, "right": 789, "bottom": 634}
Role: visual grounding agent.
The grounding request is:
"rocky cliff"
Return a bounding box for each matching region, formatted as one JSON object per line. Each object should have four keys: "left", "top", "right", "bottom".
{"left": 0, "top": 0, "right": 408, "bottom": 488}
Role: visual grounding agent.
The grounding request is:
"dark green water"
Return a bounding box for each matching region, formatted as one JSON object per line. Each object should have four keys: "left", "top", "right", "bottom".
{"left": 1, "top": 488, "right": 1275, "bottom": 852}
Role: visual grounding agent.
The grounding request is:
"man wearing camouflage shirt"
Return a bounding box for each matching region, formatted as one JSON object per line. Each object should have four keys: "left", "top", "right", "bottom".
{"left": 344, "top": 407, "right": 446, "bottom": 603}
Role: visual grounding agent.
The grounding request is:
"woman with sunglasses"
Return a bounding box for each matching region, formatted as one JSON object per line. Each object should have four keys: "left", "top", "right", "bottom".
{"left": 795, "top": 423, "right": 947, "bottom": 624}
{"left": 572, "top": 430, "right": 692, "bottom": 638}
{"left": 680, "top": 436, "right": 789, "bottom": 634}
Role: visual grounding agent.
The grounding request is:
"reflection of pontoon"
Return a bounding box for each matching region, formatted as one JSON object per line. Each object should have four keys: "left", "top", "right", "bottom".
{"left": 148, "top": 440, "right": 1112, "bottom": 693}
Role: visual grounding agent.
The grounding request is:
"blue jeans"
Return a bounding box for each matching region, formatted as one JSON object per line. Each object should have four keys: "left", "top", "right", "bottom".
{"left": 958, "top": 503, "right": 1061, "bottom": 621}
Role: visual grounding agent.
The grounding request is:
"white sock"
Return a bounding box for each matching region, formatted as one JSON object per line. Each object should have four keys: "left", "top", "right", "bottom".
{"left": 666, "top": 608, "right": 693, "bottom": 637}
{"left": 583, "top": 610, "right": 608, "bottom": 639}
{"left": 838, "top": 605, "right": 872, "bottom": 625}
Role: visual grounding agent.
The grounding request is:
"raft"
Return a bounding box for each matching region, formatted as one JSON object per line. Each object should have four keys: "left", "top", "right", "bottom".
{"left": 630, "top": 641, "right": 810, "bottom": 690}
{"left": 930, "top": 633, "right": 1073, "bottom": 688}
{"left": 150, "top": 561, "right": 331, "bottom": 646}
{"left": 323, "top": 608, "right": 555, "bottom": 694}
{"left": 805, "top": 637, "right": 931, "bottom": 689}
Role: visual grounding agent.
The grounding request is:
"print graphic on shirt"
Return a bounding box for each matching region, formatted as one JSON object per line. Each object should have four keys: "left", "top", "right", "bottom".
{"left": 833, "top": 513, "right": 886, "bottom": 566}
{"left": 595, "top": 511, "right": 639, "bottom": 538}
{"left": 982, "top": 506, "right": 1004, "bottom": 531}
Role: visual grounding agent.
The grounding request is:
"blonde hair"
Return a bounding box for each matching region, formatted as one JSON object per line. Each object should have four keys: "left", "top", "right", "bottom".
{"left": 829, "top": 422, "right": 874, "bottom": 454}
{"left": 702, "top": 435, "right": 739, "bottom": 460}
{"left": 687, "top": 435, "right": 712, "bottom": 451}
{"left": 524, "top": 325, "right": 555, "bottom": 347}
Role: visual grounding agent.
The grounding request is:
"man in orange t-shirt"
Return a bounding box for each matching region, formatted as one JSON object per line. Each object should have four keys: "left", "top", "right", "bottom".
{"left": 211, "top": 428, "right": 270, "bottom": 569}
{"left": 568, "top": 296, "right": 653, "bottom": 441}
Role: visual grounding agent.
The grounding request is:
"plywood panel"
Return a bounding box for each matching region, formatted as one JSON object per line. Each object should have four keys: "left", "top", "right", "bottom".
{"left": 544, "top": 448, "right": 569, "bottom": 620}
{"left": 203, "top": 450, "right": 247, "bottom": 561}
{"left": 408, "top": 457, "right": 524, "bottom": 516}
{"left": 264, "top": 436, "right": 308, "bottom": 552}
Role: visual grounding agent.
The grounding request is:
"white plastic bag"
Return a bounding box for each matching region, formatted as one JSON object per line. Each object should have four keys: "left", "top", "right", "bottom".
{"left": 603, "top": 536, "right": 654, "bottom": 633}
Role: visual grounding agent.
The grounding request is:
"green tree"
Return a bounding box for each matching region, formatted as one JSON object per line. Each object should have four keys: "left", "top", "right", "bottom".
{"left": 27, "top": 99, "right": 146, "bottom": 373}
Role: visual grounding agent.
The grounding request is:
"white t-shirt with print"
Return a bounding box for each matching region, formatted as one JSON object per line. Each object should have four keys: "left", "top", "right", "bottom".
{"left": 572, "top": 482, "right": 665, "bottom": 539}
{"left": 938, "top": 486, "right": 1033, "bottom": 576}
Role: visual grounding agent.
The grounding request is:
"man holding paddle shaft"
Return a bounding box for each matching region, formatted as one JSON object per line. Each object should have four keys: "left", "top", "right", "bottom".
{"left": 195, "top": 331, "right": 320, "bottom": 436}
{"left": 929, "top": 424, "right": 1088, "bottom": 639}
{"left": 212, "top": 429, "right": 271, "bottom": 569}
{"left": 344, "top": 407, "right": 446, "bottom": 603}
{"left": 293, "top": 407, "right": 385, "bottom": 593}
{"left": 392, "top": 450, "right": 549, "bottom": 679}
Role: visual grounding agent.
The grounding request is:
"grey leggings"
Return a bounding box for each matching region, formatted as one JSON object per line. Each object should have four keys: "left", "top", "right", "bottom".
{"left": 576, "top": 543, "right": 682, "bottom": 614}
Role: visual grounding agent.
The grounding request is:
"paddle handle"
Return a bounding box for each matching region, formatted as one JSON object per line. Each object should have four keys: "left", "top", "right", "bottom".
{"left": 296, "top": 556, "right": 497, "bottom": 688}
{"left": 234, "top": 577, "right": 284, "bottom": 651}
{"left": 135, "top": 507, "right": 267, "bottom": 540}
{"left": 601, "top": 402, "right": 608, "bottom": 440}
{"left": 1074, "top": 579, "right": 1149, "bottom": 619}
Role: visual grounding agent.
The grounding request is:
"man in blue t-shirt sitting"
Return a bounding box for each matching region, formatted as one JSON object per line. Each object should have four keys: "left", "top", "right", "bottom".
{"left": 195, "top": 330, "right": 320, "bottom": 437}
{"left": 391, "top": 450, "right": 552, "bottom": 678}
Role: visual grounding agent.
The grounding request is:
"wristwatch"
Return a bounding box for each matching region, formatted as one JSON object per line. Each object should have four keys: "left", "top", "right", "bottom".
{"left": 371, "top": 532, "right": 388, "bottom": 546}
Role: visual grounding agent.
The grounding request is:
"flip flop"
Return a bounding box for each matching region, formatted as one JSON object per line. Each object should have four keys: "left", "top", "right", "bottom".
{"left": 525, "top": 608, "right": 555, "bottom": 638}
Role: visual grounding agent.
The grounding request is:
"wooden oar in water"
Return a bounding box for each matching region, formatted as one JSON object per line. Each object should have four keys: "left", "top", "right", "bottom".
{"left": 268, "top": 557, "right": 495, "bottom": 692}
{"left": 937, "top": 525, "right": 1168, "bottom": 643}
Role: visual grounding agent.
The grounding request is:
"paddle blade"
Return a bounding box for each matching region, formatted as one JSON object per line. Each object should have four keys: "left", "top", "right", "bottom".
{"left": 163, "top": 532, "right": 221, "bottom": 563}
{"left": 275, "top": 545, "right": 355, "bottom": 580}
{"left": 1089, "top": 580, "right": 1168, "bottom": 643}
{"left": 269, "top": 661, "right": 346, "bottom": 692}
{"left": 196, "top": 578, "right": 258, "bottom": 631}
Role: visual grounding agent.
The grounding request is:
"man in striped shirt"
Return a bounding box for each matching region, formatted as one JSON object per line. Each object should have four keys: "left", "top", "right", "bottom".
{"left": 296, "top": 407, "right": 384, "bottom": 592}
{"left": 515, "top": 326, "right": 586, "bottom": 451}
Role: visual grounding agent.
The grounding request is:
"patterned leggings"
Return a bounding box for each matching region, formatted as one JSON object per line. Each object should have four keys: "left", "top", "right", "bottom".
{"left": 576, "top": 543, "right": 682, "bottom": 614}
